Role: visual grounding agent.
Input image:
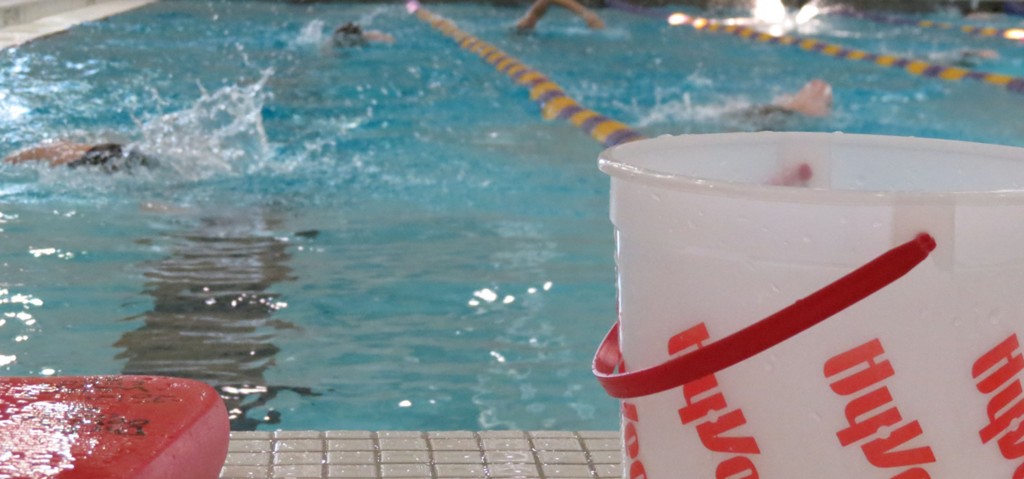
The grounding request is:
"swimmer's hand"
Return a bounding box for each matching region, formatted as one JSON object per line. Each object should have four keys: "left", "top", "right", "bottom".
{"left": 515, "top": 13, "right": 539, "bottom": 32}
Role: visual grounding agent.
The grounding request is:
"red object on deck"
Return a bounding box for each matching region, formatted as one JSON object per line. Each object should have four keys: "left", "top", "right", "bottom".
{"left": 0, "top": 375, "right": 229, "bottom": 479}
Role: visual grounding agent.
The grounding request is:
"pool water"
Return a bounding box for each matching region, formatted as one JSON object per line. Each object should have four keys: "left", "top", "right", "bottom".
{"left": 0, "top": 0, "right": 1022, "bottom": 432}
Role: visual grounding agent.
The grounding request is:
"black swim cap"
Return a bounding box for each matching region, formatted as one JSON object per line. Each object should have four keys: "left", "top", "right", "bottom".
{"left": 335, "top": 22, "right": 362, "bottom": 35}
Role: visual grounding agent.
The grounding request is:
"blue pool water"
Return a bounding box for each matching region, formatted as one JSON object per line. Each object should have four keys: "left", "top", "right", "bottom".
{"left": 0, "top": 1, "right": 1022, "bottom": 432}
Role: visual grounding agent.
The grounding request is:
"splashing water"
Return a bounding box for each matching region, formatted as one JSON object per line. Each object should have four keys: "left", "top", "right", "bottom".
{"left": 132, "top": 69, "right": 273, "bottom": 181}
{"left": 295, "top": 19, "right": 327, "bottom": 46}
{"left": 634, "top": 92, "right": 755, "bottom": 129}
{"left": 2, "top": 70, "right": 276, "bottom": 202}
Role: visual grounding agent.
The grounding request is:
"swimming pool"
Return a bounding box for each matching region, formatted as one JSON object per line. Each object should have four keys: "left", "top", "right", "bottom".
{"left": 0, "top": 0, "right": 1022, "bottom": 432}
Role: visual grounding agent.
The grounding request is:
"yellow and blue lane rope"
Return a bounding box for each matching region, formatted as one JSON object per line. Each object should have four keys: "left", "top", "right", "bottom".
{"left": 672, "top": 14, "right": 1024, "bottom": 95}
{"left": 836, "top": 9, "right": 1024, "bottom": 42}
{"left": 601, "top": 0, "right": 1024, "bottom": 96}
{"left": 409, "top": 3, "right": 646, "bottom": 148}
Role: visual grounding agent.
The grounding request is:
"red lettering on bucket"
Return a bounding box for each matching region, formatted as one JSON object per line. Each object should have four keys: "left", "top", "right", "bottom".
{"left": 972, "top": 333, "right": 1024, "bottom": 475}
{"left": 892, "top": 468, "right": 930, "bottom": 479}
{"left": 716, "top": 456, "right": 757, "bottom": 479}
{"left": 824, "top": 339, "right": 937, "bottom": 477}
{"left": 669, "top": 323, "right": 761, "bottom": 477}
{"left": 623, "top": 399, "right": 648, "bottom": 479}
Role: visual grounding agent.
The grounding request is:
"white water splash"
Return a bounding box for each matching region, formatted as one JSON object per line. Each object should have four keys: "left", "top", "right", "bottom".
{"left": 131, "top": 69, "right": 274, "bottom": 181}
{"left": 295, "top": 19, "right": 326, "bottom": 46}
{"left": 634, "top": 92, "right": 754, "bottom": 129}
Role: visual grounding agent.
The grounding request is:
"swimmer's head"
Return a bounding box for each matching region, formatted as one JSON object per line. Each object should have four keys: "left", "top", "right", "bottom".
{"left": 65, "top": 143, "right": 159, "bottom": 174}
{"left": 333, "top": 22, "right": 366, "bottom": 47}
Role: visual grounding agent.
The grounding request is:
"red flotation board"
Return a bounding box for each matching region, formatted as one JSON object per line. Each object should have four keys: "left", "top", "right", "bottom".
{"left": 0, "top": 375, "right": 229, "bottom": 479}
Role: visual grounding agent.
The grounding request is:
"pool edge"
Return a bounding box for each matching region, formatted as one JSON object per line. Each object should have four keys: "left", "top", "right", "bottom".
{"left": 221, "top": 429, "right": 623, "bottom": 479}
{"left": 0, "top": 0, "right": 155, "bottom": 49}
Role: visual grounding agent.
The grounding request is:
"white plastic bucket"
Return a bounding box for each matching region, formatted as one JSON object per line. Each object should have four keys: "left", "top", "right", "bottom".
{"left": 594, "top": 132, "right": 1024, "bottom": 478}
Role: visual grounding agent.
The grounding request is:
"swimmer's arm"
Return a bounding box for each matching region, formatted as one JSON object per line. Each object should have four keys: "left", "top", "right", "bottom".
{"left": 516, "top": 0, "right": 552, "bottom": 31}
{"left": 3, "top": 141, "right": 94, "bottom": 167}
{"left": 364, "top": 30, "right": 395, "bottom": 44}
{"left": 550, "top": 0, "right": 604, "bottom": 28}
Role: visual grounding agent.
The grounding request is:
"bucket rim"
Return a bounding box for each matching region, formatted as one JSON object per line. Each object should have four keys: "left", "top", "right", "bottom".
{"left": 598, "top": 132, "right": 1024, "bottom": 205}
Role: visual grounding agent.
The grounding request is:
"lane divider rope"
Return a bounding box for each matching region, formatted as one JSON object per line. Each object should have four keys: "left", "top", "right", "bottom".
{"left": 408, "top": 2, "right": 646, "bottom": 148}
{"left": 605, "top": 0, "right": 1024, "bottom": 95}
{"left": 835, "top": 8, "right": 1024, "bottom": 42}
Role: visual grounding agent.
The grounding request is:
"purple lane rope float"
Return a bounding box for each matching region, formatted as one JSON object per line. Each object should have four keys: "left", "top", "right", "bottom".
{"left": 407, "top": 1, "right": 646, "bottom": 148}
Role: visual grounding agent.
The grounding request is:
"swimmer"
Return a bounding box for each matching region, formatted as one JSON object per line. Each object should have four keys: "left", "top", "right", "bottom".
{"left": 332, "top": 22, "right": 394, "bottom": 47}
{"left": 759, "top": 79, "right": 834, "bottom": 118}
{"left": 928, "top": 48, "right": 1000, "bottom": 68}
{"left": 722, "top": 79, "right": 833, "bottom": 131}
{"left": 957, "top": 1, "right": 1021, "bottom": 18}
{"left": 3, "top": 140, "right": 158, "bottom": 173}
{"left": 515, "top": 0, "right": 605, "bottom": 32}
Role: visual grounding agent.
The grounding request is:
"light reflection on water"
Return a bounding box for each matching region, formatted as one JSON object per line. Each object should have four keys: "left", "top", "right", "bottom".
{"left": 113, "top": 209, "right": 315, "bottom": 431}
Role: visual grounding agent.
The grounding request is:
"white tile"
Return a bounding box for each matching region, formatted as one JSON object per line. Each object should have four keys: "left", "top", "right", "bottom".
{"left": 275, "top": 451, "right": 325, "bottom": 465}
{"left": 527, "top": 431, "right": 574, "bottom": 438}
{"left": 429, "top": 438, "right": 479, "bottom": 451}
{"left": 531, "top": 438, "right": 581, "bottom": 451}
{"left": 581, "top": 438, "right": 620, "bottom": 451}
{"left": 380, "top": 450, "right": 429, "bottom": 463}
{"left": 478, "top": 430, "right": 526, "bottom": 439}
{"left": 380, "top": 464, "right": 431, "bottom": 478}
{"left": 481, "top": 438, "right": 530, "bottom": 450}
{"left": 276, "top": 430, "right": 322, "bottom": 439}
{"left": 536, "top": 450, "right": 588, "bottom": 465}
{"left": 232, "top": 431, "right": 274, "bottom": 440}
{"left": 272, "top": 464, "right": 323, "bottom": 478}
{"left": 327, "top": 439, "right": 375, "bottom": 451}
{"left": 276, "top": 439, "right": 325, "bottom": 452}
{"left": 427, "top": 431, "right": 474, "bottom": 439}
{"left": 594, "top": 464, "right": 622, "bottom": 478}
{"left": 487, "top": 463, "right": 539, "bottom": 477}
{"left": 540, "top": 464, "right": 592, "bottom": 478}
{"left": 431, "top": 451, "right": 483, "bottom": 464}
{"left": 325, "top": 431, "right": 373, "bottom": 439}
{"left": 378, "top": 437, "right": 427, "bottom": 450}
{"left": 326, "top": 451, "right": 376, "bottom": 465}
{"left": 578, "top": 431, "right": 618, "bottom": 439}
{"left": 484, "top": 450, "right": 534, "bottom": 464}
{"left": 230, "top": 440, "right": 274, "bottom": 453}
{"left": 220, "top": 465, "right": 271, "bottom": 478}
{"left": 326, "top": 464, "right": 377, "bottom": 478}
{"left": 587, "top": 451, "right": 622, "bottom": 465}
{"left": 434, "top": 463, "right": 484, "bottom": 478}
{"left": 225, "top": 452, "right": 271, "bottom": 466}
{"left": 377, "top": 430, "right": 423, "bottom": 438}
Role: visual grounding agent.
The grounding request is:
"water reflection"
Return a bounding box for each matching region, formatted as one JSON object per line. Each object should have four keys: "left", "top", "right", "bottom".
{"left": 113, "top": 209, "right": 315, "bottom": 430}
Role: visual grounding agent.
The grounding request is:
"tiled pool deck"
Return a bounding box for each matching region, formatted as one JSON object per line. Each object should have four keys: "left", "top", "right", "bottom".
{"left": 221, "top": 430, "right": 623, "bottom": 479}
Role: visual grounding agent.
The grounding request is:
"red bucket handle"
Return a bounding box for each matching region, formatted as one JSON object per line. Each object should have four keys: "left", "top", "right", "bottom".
{"left": 593, "top": 233, "right": 936, "bottom": 399}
